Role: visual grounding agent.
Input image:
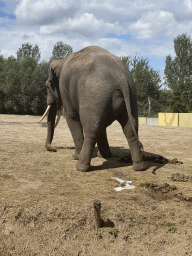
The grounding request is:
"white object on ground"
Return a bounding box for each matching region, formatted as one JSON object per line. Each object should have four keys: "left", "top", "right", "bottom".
{"left": 111, "top": 177, "right": 135, "bottom": 191}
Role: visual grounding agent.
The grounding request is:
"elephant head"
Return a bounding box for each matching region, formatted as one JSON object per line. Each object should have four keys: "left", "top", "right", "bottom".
{"left": 38, "top": 59, "right": 65, "bottom": 151}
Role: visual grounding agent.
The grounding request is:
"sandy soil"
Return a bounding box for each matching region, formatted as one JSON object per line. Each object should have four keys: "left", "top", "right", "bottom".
{"left": 0, "top": 114, "right": 192, "bottom": 256}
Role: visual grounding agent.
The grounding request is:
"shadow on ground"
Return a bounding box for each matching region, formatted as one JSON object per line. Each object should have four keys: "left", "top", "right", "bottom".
{"left": 92, "top": 147, "right": 170, "bottom": 173}
{"left": 56, "top": 145, "right": 175, "bottom": 173}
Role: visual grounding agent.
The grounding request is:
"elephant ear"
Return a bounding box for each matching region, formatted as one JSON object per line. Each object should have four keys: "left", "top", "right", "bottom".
{"left": 50, "top": 68, "right": 57, "bottom": 89}
{"left": 46, "top": 69, "right": 57, "bottom": 94}
{"left": 46, "top": 68, "right": 61, "bottom": 105}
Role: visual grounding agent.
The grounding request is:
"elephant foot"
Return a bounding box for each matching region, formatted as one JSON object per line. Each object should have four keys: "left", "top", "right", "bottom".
{"left": 45, "top": 143, "right": 57, "bottom": 152}
{"left": 76, "top": 162, "right": 90, "bottom": 172}
{"left": 132, "top": 161, "right": 146, "bottom": 171}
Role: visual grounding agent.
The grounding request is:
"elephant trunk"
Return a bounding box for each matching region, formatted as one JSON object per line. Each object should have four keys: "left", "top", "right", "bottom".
{"left": 45, "top": 102, "right": 57, "bottom": 152}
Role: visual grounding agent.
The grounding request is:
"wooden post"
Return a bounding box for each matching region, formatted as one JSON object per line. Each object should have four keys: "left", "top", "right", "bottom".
{"left": 148, "top": 96, "right": 151, "bottom": 117}
{"left": 94, "top": 200, "right": 101, "bottom": 229}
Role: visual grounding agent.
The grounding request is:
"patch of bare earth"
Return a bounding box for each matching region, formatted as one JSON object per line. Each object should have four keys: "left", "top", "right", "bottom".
{"left": 0, "top": 114, "right": 192, "bottom": 255}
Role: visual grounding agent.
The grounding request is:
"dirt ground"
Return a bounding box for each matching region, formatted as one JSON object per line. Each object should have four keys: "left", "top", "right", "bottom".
{"left": 1, "top": 114, "right": 192, "bottom": 256}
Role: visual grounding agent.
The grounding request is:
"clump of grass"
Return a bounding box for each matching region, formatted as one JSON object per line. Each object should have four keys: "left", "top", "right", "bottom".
{"left": 167, "top": 222, "right": 177, "bottom": 233}
{"left": 109, "top": 228, "right": 119, "bottom": 238}
{"left": 168, "top": 226, "right": 177, "bottom": 233}
{"left": 140, "top": 215, "right": 147, "bottom": 220}
{"left": 159, "top": 221, "right": 166, "bottom": 226}
{"left": 96, "top": 232, "right": 102, "bottom": 239}
{"left": 129, "top": 217, "right": 135, "bottom": 227}
{"left": 117, "top": 214, "right": 123, "bottom": 221}
{"left": 158, "top": 221, "right": 177, "bottom": 233}
{"left": 101, "top": 208, "right": 108, "bottom": 220}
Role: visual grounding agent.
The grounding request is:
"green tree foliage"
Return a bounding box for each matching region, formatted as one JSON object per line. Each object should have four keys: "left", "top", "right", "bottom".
{"left": 0, "top": 53, "right": 5, "bottom": 113}
{"left": 119, "top": 56, "right": 132, "bottom": 69}
{"left": 120, "top": 55, "right": 162, "bottom": 116}
{"left": 17, "top": 42, "right": 41, "bottom": 63}
{"left": 164, "top": 34, "right": 192, "bottom": 112}
{"left": 1, "top": 43, "right": 48, "bottom": 115}
{"left": 158, "top": 88, "right": 172, "bottom": 112}
{"left": 30, "top": 62, "right": 48, "bottom": 115}
{"left": 2, "top": 56, "right": 22, "bottom": 113}
{"left": 50, "top": 41, "right": 73, "bottom": 62}
{"left": 19, "top": 57, "right": 47, "bottom": 114}
{"left": 131, "top": 57, "right": 161, "bottom": 102}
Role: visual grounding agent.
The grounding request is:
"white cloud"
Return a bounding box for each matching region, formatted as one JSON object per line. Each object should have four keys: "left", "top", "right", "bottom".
{"left": 15, "top": 0, "right": 80, "bottom": 25}
{"left": 129, "top": 11, "right": 177, "bottom": 39}
{"left": 40, "top": 13, "right": 125, "bottom": 38}
{"left": 82, "top": 0, "right": 158, "bottom": 25}
{"left": 184, "top": 0, "right": 192, "bottom": 11}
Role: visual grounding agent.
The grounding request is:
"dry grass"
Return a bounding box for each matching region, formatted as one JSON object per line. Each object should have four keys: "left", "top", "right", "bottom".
{"left": 1, "top": 114, "right": 192, "bottom": 255}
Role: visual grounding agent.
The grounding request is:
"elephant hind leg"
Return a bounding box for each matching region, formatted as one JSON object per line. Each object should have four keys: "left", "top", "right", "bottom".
{"left": 97, "top": 128, "right": 112, "bottom": 158}
{"left": 76, "top": 103, "right": 111, "bottom": 172}
{"left": 117, "top": 110, "right": 146, "bottom": 171}
{"left": 65, "top": 114, "right": 84, "bottom": 160}
{"left": 76, "top": 133, "right": 97, "bottom": 172}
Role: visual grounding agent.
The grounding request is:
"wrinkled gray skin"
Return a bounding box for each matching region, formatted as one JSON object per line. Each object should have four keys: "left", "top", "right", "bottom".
{"left": 44, "top": 46, "right": 146, "bottom": 172}
{"left": 45, "top": 59, "right": 65, "bottom": 152}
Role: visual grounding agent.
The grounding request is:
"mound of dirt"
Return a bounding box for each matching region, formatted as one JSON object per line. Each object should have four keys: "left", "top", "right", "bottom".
{"left": 167, "top": 158, "right": 183, "bottom": 164}
{"left": 171, "top": 173, "right": 192, "bottom": 182}
{"left": 119, "top": 155, "right": 183, "bottom": 165}
{"left": 140, "top": 182, "right": 177, "bottom": 200}
{"left": 140, "top": 182, "right": 192, "bottom": 202}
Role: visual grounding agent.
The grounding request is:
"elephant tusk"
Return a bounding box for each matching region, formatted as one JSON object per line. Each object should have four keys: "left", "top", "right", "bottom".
{"left": 54, "top": 107, "right": 62, "bottom": 128}
{"left": 38, "top": 105, "right": 51, "bottom": 123}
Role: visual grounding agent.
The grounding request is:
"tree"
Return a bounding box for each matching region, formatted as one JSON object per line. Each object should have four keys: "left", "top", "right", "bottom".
{"left": 2, "top": 56, "right": 22, "bottom": 113}
{"left": 19, "top": 57, "right": 38, "bottom": 114}
{"left": 131, "top": 57, "right": 161, "bottom": 101}
{"left": 119, "top": 56, "right": 131, "bottom": 69}
{"left": 18, "top": 58, "right": 48, "bottom": 115}
{"left": 17, "top": 42, "right": 41, "bottom": 63}
{"left": 0, "top": 53, "right": 5, "bottom": 113}
{"left": 2, "top": 54, "right": 48, "bottom": 115}
{"left": 119, "top": 55, "right": 162, "bottom": 116}
{"left": 131, "top": 57, "right": 162, "bottom": 116}
{"left": 30, "top": 61, "right": 48, "bottom": 115}
{"left": 164, "top": 34, "right": 192, "bottom": 112}
{"left": 50, "top": 41, "right": 73, "bottom": 62}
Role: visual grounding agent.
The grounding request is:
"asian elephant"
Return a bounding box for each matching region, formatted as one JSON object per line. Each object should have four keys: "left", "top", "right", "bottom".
{"left": 38, "top": 58, "right": 65, "bottom": 144}
{"left": 39, "top": 46, "right": 146, "bottom": 172}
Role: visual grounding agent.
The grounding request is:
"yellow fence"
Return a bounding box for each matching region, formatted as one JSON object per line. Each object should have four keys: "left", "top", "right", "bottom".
{"left": 138, "top": 117, "right": 146, "bottom": 125}
{"left": 158, "top": 113, "right": 192, "bottom": 127}
{"left": 158, "top": 113, "right": 178, "bottom": 126}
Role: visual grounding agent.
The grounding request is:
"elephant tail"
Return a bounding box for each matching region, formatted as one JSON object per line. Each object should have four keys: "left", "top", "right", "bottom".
{"left": 120, "top": 76, "right": 143, "bottom": 150}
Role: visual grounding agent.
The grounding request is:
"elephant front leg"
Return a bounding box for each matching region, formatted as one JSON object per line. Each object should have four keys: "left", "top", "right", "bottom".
{"left": 97, "top": 128, "right": 112, "bottom": 158}
{"left": 45, "top": 102, "right": 57, "bottom": 152}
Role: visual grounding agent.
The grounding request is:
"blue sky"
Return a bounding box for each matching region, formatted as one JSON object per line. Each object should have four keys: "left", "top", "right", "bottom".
{"left": 1, "top": 0, "right": 192, "bottom": 85}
